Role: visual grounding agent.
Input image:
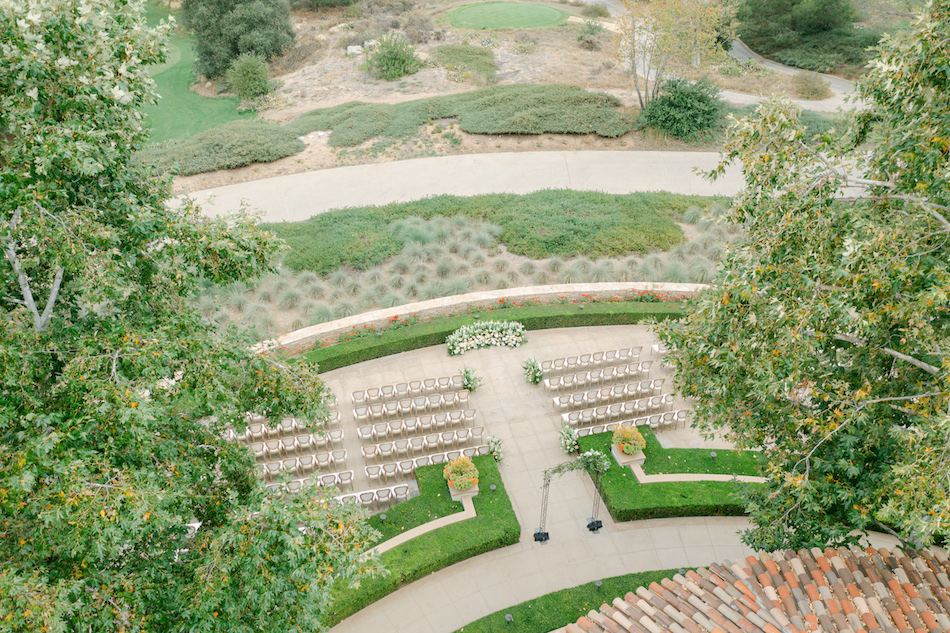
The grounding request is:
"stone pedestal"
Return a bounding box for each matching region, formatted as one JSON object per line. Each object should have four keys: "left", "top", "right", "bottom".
{"left": 611, "top": 445, "right": 645, "bottom": 472}
{"left": 449, "top": 482, "right": 479, "bottom": 502}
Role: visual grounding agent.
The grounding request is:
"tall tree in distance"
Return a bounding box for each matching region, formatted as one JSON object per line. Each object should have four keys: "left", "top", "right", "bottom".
{"left": 658, "top": 0, "right": 950, "bottom": 550}
{"left": 616, "top": 0, "right": 731, "bottom": 109}
{"left": 182, "top": 0, "right": 295, "bottom": 78}
{"left": 0, "top": 1, "right": 377, "bottom": 631}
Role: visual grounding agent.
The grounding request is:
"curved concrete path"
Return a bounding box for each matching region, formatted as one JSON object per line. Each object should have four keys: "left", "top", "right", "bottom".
{"left": 185, "top": 151, "right": 743, "bottom": 222}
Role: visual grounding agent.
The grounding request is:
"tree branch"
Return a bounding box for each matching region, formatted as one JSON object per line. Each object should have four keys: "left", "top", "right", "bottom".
{"left": 3, "top": 208, "right": 66, "bottom": 332}
{"left": 832, "top": 333, "right": 940, "bottom": 375}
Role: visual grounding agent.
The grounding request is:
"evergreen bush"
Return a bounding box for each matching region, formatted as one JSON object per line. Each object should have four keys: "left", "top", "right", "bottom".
{"left": 363, "top": 34, "right": 423, "bottom": 80}
{"left": 639, "top": 78, "right": 724, "bottom": 140}
{"left": 226, "top": 53, "right": 272, "bottom": 101}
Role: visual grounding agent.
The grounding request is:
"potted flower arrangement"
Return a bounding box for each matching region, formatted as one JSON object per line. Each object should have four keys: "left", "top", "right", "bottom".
{"left": 610, "top": 426, "right": 647, "bottom": 469}
{"left": 443, "top": 456, "right": 479, "bottom": 500}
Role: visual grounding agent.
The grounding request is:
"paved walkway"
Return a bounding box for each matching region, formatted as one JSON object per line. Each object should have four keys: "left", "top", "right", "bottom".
{"left": 183, "top": 151, "right": 743, "bottom": 222}
{"left": 320, "top": 325, "right": 906, "bottom": 633}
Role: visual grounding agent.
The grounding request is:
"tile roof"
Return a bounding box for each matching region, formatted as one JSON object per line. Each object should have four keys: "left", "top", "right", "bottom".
{"left": 567, "top": 546, "right": 950, "bottom": 633}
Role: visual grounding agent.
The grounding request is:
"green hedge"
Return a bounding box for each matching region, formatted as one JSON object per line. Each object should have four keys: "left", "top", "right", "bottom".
{"left": 326, "top": 456, "right": 519, "bottom": 627}
{"left": 456, "top": 568, "right": 681, "bottom": 633}
{"left": 578, "top": 433, "right": 756, "bottom": 522}
{"left": 299, "top": 302, "right": 686, "bottom": 372}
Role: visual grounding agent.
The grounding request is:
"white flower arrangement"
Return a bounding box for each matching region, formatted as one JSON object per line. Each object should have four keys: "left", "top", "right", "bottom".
{"left": 522, "top": 357, "right": 543, "bottom": 385}
{"left": 558, "top": 423, "right": 580, "bottom": 455}
{"left": 446, "top": 320, "right": 527, "bottom": 356}
{"left": 486, "top": 435, "right": 504, "bottom": 462}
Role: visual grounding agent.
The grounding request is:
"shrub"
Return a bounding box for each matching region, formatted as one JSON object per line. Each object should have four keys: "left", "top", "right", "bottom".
{"left": 362, "top": 34, "right": 423, "bottom": 80}
{"left": 137, "top": 120, "right": 304, "bottom": 176}
{"left": 612, "top": 426, "right": 646, "bottom": 455}
{"left": 443, "top": 456, "right": 479, "bottom": 490}
{"left": 294, "top": 0, "right": 356, "bottom": 7}
{"left": 522, "top": 357, "right": 543, "bottom": 384}
{"left": 582, "top": 3, "right": 610, "bottom": 18}
{"left": 181, "top": 0, "right": 295, "bottom": 78}
{"left": 226, "top": 53, "right": 272, "bottom": 101}
{"left": 639, "top": 78, "right": 724, "bottom": 140}
{"left": 793, "top": 70, "right": 832, "bottom": 99}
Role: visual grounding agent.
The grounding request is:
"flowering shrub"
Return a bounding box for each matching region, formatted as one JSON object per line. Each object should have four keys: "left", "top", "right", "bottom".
{"left": 559, "top": 423, "right": 579, "bottom": 454}
{"left": 486, "top": 435, "right": 504, "bottom": 462}
{"left": 443, "top": 456, "right": 479, "bottom": 491}
{"left": 446, "top": 320, "right": 527, "bottom": 356}
{"left": 612, "top": 426, "right": 646, "bottom": 455}
{"left": 522, "top": 357, "right": 543, "bottom": 384}
{"left": 460, "top": 366, "right": 483, "bottom": 391}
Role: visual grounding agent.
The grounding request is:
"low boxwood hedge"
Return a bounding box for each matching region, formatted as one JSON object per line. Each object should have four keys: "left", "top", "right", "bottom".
{"left": 300, "top": 301, "right": 686, "bottom": 372}
{"left": 325, "top": 456, "right": 519, "bottom": 627}
{"left": 578, "top": 433, "right": 757, "bottom": 522}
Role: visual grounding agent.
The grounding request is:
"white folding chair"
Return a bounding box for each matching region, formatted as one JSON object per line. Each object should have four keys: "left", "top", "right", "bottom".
{"left": 456, "top": 428, "right": 470, "bottom": 445}
{"left": 366, "top": 387, "right": 381, "bottom": 403}
{"left": 410, "top": 380, "right": 425, "bottom": 396}
{"left": 470, "top": 427, "right": 484, "bottom": 443}
{"left": 369, "top": 403, "right": 384, "bottom": 420}
{"left": 462, "top": 447, "right": 477, "bottom": 458}
{"left": 450, "top": 375, "right": 463, "bottom": 390}
{"left": 337, "top": 470, "right": 354, "bottom": 490}
{"left": 373, "top": 422, "right": 389, "bottom": 441}
{"left": 445, "top": 450, "right": 461, "bottom": 461}
{"left": 357, "top": 426, "right": 374, "bottom": 443}
{"left": 352, "top": 390, "right": 367, "bottom": 406}
{"left": 389, "top": 419, "right": 404, "bottom": 440}
{"left": 316, "top": 453, "right": 331, "bottom": 471}
{"left": 376, "top": 487, "right": 392, "bottom": 510}
{"left": 395, "top": 383, "right": 410, "bottom": 400}
{"left": 409, "top": 436, "right": 425, "bottom": 456}
{"left": 249, "top": 442, "right": 266, "bottom": 460}
{"left": 354, "top": 407, "right": 370, "bottom": 425}
{"left": 393, "top": 439, "right": 410, "bottom": 459}
{"left": 476, "top": 445, "right": 491, "bottom": 456}
{"left": 414, "top": 455, "right": 430, "bottom": 468}
{"left": 297, "top": 454, "right": 316, "bottom": 475}
{"left": 328, "top": 429, "right": 344, "bottom": 446}
{"left": 393, "top": 484, "right": 410, "bottom": 502}
{"left": 398, "top": 459, "right": 414, "bottom": 477}
{"left": 361, "top": 445, "right": 378, "bottom": 463}
{"left": 359, "top": 491, "right": 376, "bottom": 509}
{"left": 380, "top": 385, "right": 396, "bottom": 401}
{"left": 462, "top": 409, "right": 476, "bottom": 425}
{"left": 381, "top": 463, "right": 398, "bottom": 483}
{"left": 433, "top": 413, "right": 448, "bottom": 431}
{"left": 424, "top": 433, "right": 441, "bottom": 453}
{"left": 364, "top": 465, "right": 382, "bottom": 486}
{"left": 378, "top": 442, "right": 394, "bottom": 462}
{"left": 429, "top": 452, "right": 446, "bottom": 465}
{"left": 320, "top": 472, "right": 338, "bottom": 488}
{"left": 441, "top": 431, "right": 455, "bottom": 450}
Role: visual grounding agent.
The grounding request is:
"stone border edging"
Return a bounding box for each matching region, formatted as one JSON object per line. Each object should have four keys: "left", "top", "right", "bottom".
{"left": 631, "top": 463, "right": 767, "bottom": 484}
{"left": 370, "top": 494, "right": 476, "bottom": 556}
{"left": 258, "top": 282, "right": 708, "bottom": 355}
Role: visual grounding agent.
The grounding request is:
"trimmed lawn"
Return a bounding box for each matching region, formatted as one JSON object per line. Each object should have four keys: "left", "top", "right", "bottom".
{"left": 456, "top": 568, "right": 681, "bottom": 633}
{"left": 578, "top": 433, "right": 759, "bottom": 522}
{"left": 445, "top": 2, "right": 570, "bottom": 29}
{"left": 638, "top": 426, "right": 761, "bottom": 476}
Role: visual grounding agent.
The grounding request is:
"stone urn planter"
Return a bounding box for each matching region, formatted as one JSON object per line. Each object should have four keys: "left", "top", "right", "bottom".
{"left": 611, "top": 444, "right": 646, "bottom": 472}
{"left": 448, "top": 481, "right": 479, "bottom": 502}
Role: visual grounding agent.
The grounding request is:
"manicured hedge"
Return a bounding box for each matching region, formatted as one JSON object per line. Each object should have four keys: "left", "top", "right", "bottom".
{"left": 300, "top": 301, "right": 686, "bottom": 372}
{"left": 325, "top": 456, "right": 519, "bottom": 627}
{"left": 578, "top": 433, "right": 756, "bottom": 522}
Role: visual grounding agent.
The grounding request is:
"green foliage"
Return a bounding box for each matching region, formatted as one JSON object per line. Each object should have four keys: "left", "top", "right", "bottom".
{"left": 225, "top": 53, "right": 272, "bottom": 101}
{"left": 582, "top": 3, "right": 612, "bottom": 18}
{"left": 326, "top": 457, "right": 519, "bottom": 627}
{"left": 577, "top": 435, "right": 752, "bottom": 521}
{"left": 138, "top": 119, "right": 305, "bottom": 175}
{"left": 639, "top": 78, "right": 725, "bottom": 140}
{"left": 289, "top": 84, "right": 631, "bottom": 147}
{"left": 638, "top": 427, "right": 760, "bottom": 476}
{"left": 579, "top": 17, "right": 604, "bottom": 39}
{"left": 431, "top": 44, "right": 498, "bottom": 82}
{"left": 445, "top": 1, "right": 569, "bottom": 28}
{"left": 362, "top": 34, "right": 423, "bottom": 80}
{"left": 265, "top": 190, "right": 704, "bottom": 274}
{"left": 0, "top": 0, "right": 377, "bottom": 630}
{"left": 181, "top": 0, "right": 295, "bottom": 77}
{"left": 659, "top": 3, "right": 950, "bottom": 550}
{"left": 294, "top": 0, "right": 357, "bottom": 7}
{"left": 792, "top": 70, "right": 832, "bottom": 99}
{"left": 299, "top": 302, "right": 686, "bottom": 372}
{"left": 456, "top": 569, "right": 680, "bottom": 633}
{"left": 737, "top": 0, "right": 880, "bottom": 73}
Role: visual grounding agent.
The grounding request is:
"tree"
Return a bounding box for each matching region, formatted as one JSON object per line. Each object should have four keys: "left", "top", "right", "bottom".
{"left": 658, "top": 0, "right": 950, "bottom": 550}
{"left": 0, "top": 1, "right": 378, "bottom": 631}
{"left": 616, "top": 0, "right": 732, "bottom": 109}
{"left": 181, "top": 0, "right": 295, "bottom": 78}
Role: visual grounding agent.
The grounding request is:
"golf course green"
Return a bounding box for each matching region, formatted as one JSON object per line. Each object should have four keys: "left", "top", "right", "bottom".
{"left": 445, "top": 2, "right": 570, "bottom": 29}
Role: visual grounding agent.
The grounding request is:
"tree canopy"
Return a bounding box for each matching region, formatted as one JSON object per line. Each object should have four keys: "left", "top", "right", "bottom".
{"left": 181, "top": 0, "right": 295, "bottom": 78}
{"left": 0, "top": 1, "right": 377, "bottom": 630}
{"left": 658, "top": 0, "right": 950, "bottom": 550}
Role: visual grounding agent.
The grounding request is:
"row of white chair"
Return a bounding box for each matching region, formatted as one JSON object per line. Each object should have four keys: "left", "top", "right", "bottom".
{"left": 544, "top": 363, "right": 655, "bottom": 394}
{"left": 570, "top": 409, "right": 688, "bottom": 432}
{"left": 540, "top": 347, "right": 642, "bottom": 378}
{"left": 265, "top": 469, "right": 355, "bottom": 495}
{"left": 364, "top": 445, "right": 491, "bottom": 485}
{"left": 247, "top": 429, "right": 344, "bottom": 461}
{"left": 261, "top": 449, "right": 347, "bottom": 478}
{"left": 361, "top": 427, "right": 485, "bottom": 462}
{"left": 560, "top": 395, "right": 674, "bottom": 426}
{"left": 337, "top": 483, "right": 412, "bottom": 510}
{"left": 553, "top": 379, "right": 665, "bottom": 411}
{"left": 354, "top": 390, "right": 470, "bottom": 423}
{"left": 352, "top": 375, "right": 464, "bottom": 405}
{"left": 230, "top": 411, "right": 341, "bottom": 443}
{"left": 356, "top": 409, "right": 476, "bottom": 443}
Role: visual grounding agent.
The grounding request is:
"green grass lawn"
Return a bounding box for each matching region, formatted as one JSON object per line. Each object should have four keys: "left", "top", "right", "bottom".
{"left": 456, "top": 568, "right": 681, "bottom": 633}
{"left": 577, "top": 433, "right": 759, "bottom": 522}
{"left": 445, "top": 2, "right": 569, "bottom": 29}
{"left": 638, "top": 426, "right": 761, "bottom": 476}
{"left": 263, "top": 190, "right": 719, "bottom": 274}
{"left": 143, "top": 3, "right": 251, "bottom": 143}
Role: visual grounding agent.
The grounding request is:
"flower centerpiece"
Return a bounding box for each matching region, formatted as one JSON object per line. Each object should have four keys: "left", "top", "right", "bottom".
{"left": 612, "top": 426, "right": 646, "bottom": 455}
{"left": 443, "top": 456, "right": 479, "bottom": 492}
{"left": 445, "top": 320, "right": 527, "bottom": 356}
{"left": 522, "top": 357, "right": 543, "bottom": 385}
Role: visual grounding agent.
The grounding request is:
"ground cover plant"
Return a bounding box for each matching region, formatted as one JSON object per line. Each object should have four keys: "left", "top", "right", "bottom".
{"left": 325, "top": 456, "right": 519, "bottom": 627}
{"left": 431, "top": 44, "right": 498, "bottom": 83}
{"left": 142, "top": 3, "right": 252, "bottom": 142}
{"left": 196, "top": 200, "right": 741, "bottom": 339}
{"left": 455, "top": 568, "right": 681, "bottom": 633}
{"left": 444, "top": 2, "right": 570, "bottom": 29}
{"left": 577, "top": 433, "right": 754, "bottom": 521}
